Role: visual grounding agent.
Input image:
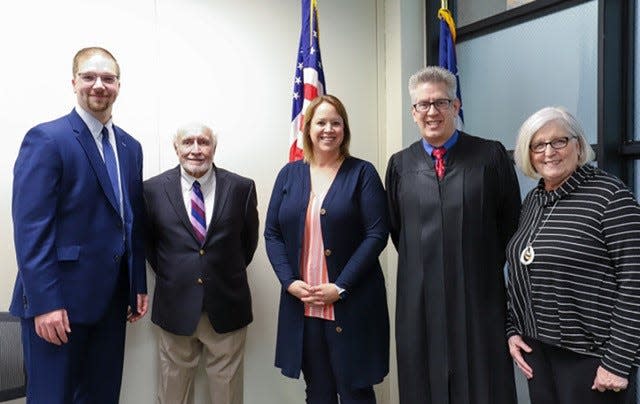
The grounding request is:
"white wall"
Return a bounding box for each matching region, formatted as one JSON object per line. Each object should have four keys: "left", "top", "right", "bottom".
{"left": 0, "top": 0, "right": 426, "bottom": 403}
{"left": 382, "top": 0, "right": 425, "bottom": 402}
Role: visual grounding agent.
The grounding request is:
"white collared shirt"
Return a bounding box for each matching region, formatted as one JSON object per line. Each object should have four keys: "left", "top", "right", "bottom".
{"left": 75, "top": 105, "right": 123, "bottom": 215}
{"left": 180, "top": 166, "right": 216, "bottom": 231}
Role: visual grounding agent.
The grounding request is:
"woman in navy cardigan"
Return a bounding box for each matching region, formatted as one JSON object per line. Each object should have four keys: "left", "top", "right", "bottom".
{"left": 265, "top": 95, "right": 390, "bottom": 403}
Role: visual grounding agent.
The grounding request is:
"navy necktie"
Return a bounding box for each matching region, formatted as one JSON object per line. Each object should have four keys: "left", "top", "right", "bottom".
{"left": 101, "top": 126, "right": 121, "bottom": 212}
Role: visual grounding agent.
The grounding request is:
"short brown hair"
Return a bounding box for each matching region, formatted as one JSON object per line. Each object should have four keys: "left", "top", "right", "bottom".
{"left": 302, "top": 95, "right": 351, "bottom": 163}
{"left": 72, "top": 47, "right": 120, "bottom": 77}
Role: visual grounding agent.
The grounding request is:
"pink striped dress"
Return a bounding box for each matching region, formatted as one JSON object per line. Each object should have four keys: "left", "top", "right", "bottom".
{"left": 300, "top": 191, "right": 335, "bottom": 321}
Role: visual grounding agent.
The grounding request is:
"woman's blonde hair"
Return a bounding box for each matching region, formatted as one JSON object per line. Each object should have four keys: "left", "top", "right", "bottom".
{"left": 302, "top": 95, "right": 351, "bottom": 163}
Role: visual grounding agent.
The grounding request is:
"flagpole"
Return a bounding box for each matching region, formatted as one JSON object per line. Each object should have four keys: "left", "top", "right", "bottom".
{"left": 310, "top": 0, "right": 317, "bottom": 45}
{"left": 440, "top": 0, "right": 448, "bottom": 10}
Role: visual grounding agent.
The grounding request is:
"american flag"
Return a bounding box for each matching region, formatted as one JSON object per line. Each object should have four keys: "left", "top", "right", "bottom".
{"left": 438, "top": 6, "right": 464, "bottom": 126}
{"left": 289, "top": 0, "right": 326, "bottom": 162}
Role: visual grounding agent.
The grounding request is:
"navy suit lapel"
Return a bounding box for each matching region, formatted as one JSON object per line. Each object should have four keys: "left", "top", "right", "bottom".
{"left": 114, "top": 126, "right": 130, "bottom": 220}
{"left": 69, "top": 110, "right": 120, "bottom": 214}
{"left": 208, "top": 167, "right": 230, "bottom": 233}
{"left": 163, "top": 166, "right": 201, "bottom": 244}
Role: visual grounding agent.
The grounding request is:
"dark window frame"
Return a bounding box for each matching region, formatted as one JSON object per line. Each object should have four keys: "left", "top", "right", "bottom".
{"left": 457, "top": 0, "right": 592, "bottom": 42}
{"left": 425, "top": 0, "right": 637, "bottom": 188}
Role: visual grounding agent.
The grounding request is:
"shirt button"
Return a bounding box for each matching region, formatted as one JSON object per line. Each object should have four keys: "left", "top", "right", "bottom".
{"left": 335, "top": 326, "right": 342, "bottom": 333}
{"left": 197, "top": 278, "right": 203, "bottom": 285}
{"left": 324, "top": 249, "right": 332, "bottom": 256}
{"left": 199, "top": 249, "right": 205, "bottom": 256}
{"left": 320, "top": 208, "right": 326, "bottom": 215}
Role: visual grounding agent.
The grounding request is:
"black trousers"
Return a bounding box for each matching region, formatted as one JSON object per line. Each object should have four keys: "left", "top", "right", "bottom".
{"left": 523, "top": 336, "right": 636, "bottom": 404}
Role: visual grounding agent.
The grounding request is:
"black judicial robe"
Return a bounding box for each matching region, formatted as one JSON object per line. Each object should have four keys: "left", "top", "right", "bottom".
{"left": 385, "top": 133, "right": 521, "bottom": 404}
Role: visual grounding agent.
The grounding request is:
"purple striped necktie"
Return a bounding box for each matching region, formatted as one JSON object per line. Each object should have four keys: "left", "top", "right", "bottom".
{"left": 190, "top": 180, "right": 206, "bottom": 244}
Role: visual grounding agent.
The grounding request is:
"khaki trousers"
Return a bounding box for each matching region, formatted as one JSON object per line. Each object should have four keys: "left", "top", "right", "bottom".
{"left": 156, "top": 313, "right": 247, "bottom": 404}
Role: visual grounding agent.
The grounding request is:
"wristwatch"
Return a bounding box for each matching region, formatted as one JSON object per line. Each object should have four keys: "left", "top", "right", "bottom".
{"left": 335, "top": 285, "right": 347, "bottom": 301}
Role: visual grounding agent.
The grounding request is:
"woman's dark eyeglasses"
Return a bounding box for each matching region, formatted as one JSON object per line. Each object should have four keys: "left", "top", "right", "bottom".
{"left": 529, "top": 136, "right": 577, "bottom": 153}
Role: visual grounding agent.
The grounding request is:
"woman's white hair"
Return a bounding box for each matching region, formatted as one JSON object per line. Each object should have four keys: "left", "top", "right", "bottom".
{"left": 514, "top": 106, "right": 595, "bottom": 179}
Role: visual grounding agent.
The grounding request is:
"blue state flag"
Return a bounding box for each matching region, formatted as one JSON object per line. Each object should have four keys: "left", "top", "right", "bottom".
{"left": 438, "top": 7, "right": 463, "bottom": 125}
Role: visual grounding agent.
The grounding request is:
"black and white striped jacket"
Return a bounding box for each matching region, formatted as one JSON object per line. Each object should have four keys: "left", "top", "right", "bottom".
{"left": 506, "top": 164, "right": 640, "bottom": 377}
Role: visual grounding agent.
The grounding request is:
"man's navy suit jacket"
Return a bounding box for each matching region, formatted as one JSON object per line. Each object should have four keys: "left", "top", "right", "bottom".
{"left": 10, "top": 109, "right": 147, "bottom": 323}
{"left": 144, "top": 165, "right": 259, "bottom": 335}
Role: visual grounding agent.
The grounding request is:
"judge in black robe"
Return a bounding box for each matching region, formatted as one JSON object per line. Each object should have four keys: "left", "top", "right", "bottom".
{"left": 385, "top": 66, "right": 521, "bottom": 404}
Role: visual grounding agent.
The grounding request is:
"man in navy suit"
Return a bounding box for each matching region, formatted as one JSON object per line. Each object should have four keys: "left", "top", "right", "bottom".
{"left": 144, "top": 123, "right": 258, "bottom": 404}
{"left": 10, "top": 47, "right": 148, "bottom": 403}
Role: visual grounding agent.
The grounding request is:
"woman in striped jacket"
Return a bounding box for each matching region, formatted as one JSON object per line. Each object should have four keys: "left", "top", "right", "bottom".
{"left": 506, "top": 106, "right": 640, "bottom": 403}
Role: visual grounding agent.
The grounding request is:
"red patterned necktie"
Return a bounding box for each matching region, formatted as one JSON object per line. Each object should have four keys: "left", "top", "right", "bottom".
{"left": 432, "top": 147, "right": 447, "bottom": 180}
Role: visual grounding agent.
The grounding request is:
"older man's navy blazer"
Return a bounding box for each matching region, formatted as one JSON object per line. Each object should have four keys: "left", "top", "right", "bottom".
{"left": 10, "top": 109, "right": 146, "bottom": 323}
{"left": 265, "top": 157, "right": 390, "bottom": 389}
{"left": 144, "top": 165, "right": 259, "bottom": 335}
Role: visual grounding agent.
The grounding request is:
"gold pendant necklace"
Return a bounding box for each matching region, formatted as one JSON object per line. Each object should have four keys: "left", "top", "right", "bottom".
{"left": 519, "top": 199, "right": 559, "bottom": 266}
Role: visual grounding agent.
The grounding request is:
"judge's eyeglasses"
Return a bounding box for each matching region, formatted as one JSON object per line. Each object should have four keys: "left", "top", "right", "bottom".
{"left": 413, "top": 99, "right": 452, "bottom": 113}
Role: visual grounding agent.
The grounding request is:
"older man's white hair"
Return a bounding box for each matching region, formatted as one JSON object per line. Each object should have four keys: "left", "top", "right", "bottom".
{"left": 173, "top": 123, "right": 217, "bottom": 151}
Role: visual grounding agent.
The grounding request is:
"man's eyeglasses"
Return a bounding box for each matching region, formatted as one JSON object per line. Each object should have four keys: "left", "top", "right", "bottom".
{"left": 529, "top": 136, "right": 577, "bottom": 153}
{"left": 77, "top": 72, "right": 119, "bottom": 86}
{"left": 413, "top": 99, "right": 452, "bottom": 113}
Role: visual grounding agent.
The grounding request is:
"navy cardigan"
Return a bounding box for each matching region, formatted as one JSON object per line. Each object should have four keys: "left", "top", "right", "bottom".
{"left": 264, "top": 157, "right": 390, "bottom": 388}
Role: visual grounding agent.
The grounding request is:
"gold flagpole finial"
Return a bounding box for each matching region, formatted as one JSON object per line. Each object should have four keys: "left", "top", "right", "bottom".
{"left": 310, "top": 0, "right": 319, "bottom": 46}
{"left": 440, "top": 0, "right": 448, "bottom": 10}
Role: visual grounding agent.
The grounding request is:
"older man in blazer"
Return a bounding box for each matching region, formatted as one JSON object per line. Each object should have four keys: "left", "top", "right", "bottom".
{"left": 144, "top": 123, "right": 258, "bottom": 404}
{"left": 10, "top": 47, "right": 148, "bottom": 404}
